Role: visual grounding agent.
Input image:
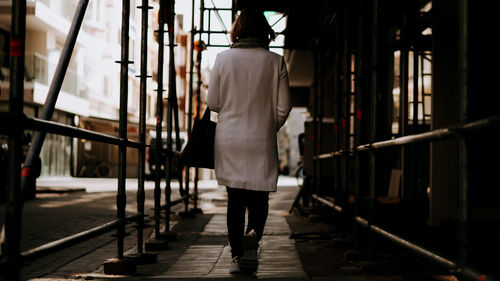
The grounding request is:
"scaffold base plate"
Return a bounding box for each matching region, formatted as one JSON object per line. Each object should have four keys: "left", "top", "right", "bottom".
{"left": 159, "top": 231, "right": 177, "bottom": 240}
{"left": 191, "top": 207, "right": 203, "bottom": 214}
{"left": 125, "top": 252, "right": 157, "bottom": 265}
{"left": 103, "top": 258, "right": 136, "bottom": 275}
{"left": 145, "top": 238, "right": 169, "bottom": 251}
{"left": 178, "top": 211, "right": 196, "bottom": 218}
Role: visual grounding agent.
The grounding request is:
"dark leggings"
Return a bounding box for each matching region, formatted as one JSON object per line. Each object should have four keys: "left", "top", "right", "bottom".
{"left": 226, "top": 187, "right": 269, "bottom": 258}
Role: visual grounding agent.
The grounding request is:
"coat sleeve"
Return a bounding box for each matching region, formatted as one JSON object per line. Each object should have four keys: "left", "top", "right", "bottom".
{"left": 276, "top": 56, "right": 292, "bottom": 130}
{"left": 207, "top": 54, "right": 221, "bottom": 112}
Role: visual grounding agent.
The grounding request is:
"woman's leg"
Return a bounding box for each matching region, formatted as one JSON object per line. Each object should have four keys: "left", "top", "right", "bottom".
{"left": 246, "top": 190, "right": 269, "bottom": 242}
{"left": 226, "top": 187, "right": 246, "bottom": 258}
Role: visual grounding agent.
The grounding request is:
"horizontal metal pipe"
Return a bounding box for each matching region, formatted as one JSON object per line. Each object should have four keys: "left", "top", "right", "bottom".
{"left": 26, "top": 118, "right": 141, "bottom": 148}
{"left": 311, "top": 194, "right": 343, "bottom": 213}
{"left": 308, "top": 193, "right": 496, "bottom": 280}
{"left": 313, "top": 150, "right": 345, "bottom": 160}
{"left": 315, "top": 113, "right": 500, "bottom": 160}
{"left": 20, "top": 214, "right": 140, "bottom": 261}
{"left": 2, "top": 114, "right": 183, "bottom": 157}
{"left": 354, "top": 216, "right": 456, "bottom": 268}
{"left": 24, "top": 0, "right": 90, "bottom": 178}
{"left": 204, "top": 44, "right": 285, "bottom": 49}
{"left": 203, "top": 7, "right": 232, "bottom": 11}
{"left": 353, "top": 216, "right": 496, "bottom": 281}
{"left": 0, "top": 113, "right": 141, "bottom": 149}
{"left": 358, "top": 128, "right": 453, "bottom": 151}
{"left": 202, "top": 30, "right": 228, "bottom": 34}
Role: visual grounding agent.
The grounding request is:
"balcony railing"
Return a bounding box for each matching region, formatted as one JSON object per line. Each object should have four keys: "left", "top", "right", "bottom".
{"left": 1, "top": 52, "right": 88, "bottom": 99}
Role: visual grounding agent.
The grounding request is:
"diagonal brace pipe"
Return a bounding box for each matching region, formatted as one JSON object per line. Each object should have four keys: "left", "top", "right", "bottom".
{"left": 21, "top": 0, "right": 89, "bottom": 198}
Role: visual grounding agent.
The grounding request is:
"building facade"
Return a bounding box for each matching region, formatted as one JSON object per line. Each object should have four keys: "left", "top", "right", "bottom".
{"left": 0, "top": 0, "right": 190, "bottom": 179}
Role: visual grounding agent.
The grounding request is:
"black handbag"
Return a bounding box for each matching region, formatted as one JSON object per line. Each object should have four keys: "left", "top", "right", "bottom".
{"left": 180, "top": 108, "right": 216, "bottom": 169}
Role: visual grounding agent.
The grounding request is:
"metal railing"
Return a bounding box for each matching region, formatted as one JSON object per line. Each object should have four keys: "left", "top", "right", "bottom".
{"left": 1, "top": 53, "right": 88, "bottom": 99}
{"left": 299, "top": 1, "right": 499, "bottom": 280}
{"left": 309, "top": 114, "right": 499, "bottom": 280}
{"left": 0, "top": 0, "right": 197, "bottom": 279}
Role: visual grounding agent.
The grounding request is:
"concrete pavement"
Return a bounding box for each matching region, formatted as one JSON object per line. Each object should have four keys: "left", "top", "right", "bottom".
{"left": 0, "top": 176, "right": 451, "bottom": 280}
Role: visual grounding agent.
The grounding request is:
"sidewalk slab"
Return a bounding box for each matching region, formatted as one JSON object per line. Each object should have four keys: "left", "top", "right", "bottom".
{"left": 24, "top": 177, "right": 390, "bottom": 281}
{"left": 152, "top": 210, "right": 308, "bottom": 280}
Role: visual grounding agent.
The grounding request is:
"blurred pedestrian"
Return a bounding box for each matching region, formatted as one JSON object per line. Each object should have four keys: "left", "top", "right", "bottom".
{"left": 207, "top": 7, "right": 291, "bottom": 274}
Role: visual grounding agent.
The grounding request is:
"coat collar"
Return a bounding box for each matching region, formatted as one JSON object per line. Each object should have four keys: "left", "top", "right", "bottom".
{"left": 230, "top": 37, "right": 269, "bottom": 50}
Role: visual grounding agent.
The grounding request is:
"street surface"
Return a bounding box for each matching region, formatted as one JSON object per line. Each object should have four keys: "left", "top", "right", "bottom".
{"left": 0, "top": 176, "right": 455, "bottom": 280}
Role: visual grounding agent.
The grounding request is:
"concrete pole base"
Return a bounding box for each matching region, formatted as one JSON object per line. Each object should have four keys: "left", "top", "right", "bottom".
{"left": 125, "top": 252, "right": 158, "bottom": 265}
{"left": 103, "top": 258, "right": 136, "bottom": 275}
{"left": 144, "top": 238, "right": 169, "bottom": 251}
{"left": 159, "top": 230, "right": 177, "bottom": 241}
{"left": 178, "top": 211, "right": 196, "bottom": 218}
{"left": 191, "top": 208, "right": 203, "bottom": 214}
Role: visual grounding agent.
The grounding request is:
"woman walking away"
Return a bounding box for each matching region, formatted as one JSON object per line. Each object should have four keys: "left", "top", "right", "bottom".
{"left": 207, "top": 7, "right": 292, "bottom": 274}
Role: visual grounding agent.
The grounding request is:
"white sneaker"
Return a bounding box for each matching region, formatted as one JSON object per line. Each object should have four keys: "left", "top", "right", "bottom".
{"left": 242, "top": 230, "right": 258, "bottom": 251}
{"left": 229, "top": 256, "right": 242, "bottom": 274}
{"left": 240, "top": 230, "right": 259, "bottom": 271}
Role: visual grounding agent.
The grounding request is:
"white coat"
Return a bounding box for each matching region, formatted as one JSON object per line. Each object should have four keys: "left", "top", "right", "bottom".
{"left": 207, "top": 47, "right": 291, "bottom": 192}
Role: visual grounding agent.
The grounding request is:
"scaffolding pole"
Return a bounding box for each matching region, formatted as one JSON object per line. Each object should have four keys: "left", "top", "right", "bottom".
{"left": 136, "top": 0, "right": 152, "bottom": 257}
{"left": 457, "top": 0, "right": 469, "bottom": 272}
{"left": 184, "top": 0, "right": 196, "bottom": 212}
{"left": 164, "top": 0, "right": 174, "bottom": 234}
{"left": 21, "top": 0, "right": 89, "bottom": 199}
{"left": 154, "top": 0, "right": 166, "bottom": 241}
{"left": 2, "top": 0, "right": 26, "bottom": 279}
{"left": 193, "top": 0, "right": 206, "bottom": 207}
{"left": 116, "top": 0, "right": 131, "bottom": 261}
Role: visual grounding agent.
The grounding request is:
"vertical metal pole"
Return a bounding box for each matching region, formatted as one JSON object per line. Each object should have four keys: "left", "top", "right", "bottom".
{"left": 164, "top": 0, "right": 174, "bottom": 231}
{"left": 368, "top": 0, "right": 378, "bottom": 223}
{"left": 21, "top": 0, "right": 89, "bottom": 199}
{"left": 184, "top": 0, "right": 196, "bottom": 210}
{"left": 231, "top": 0, "right": 237, "bottom": 21}
{"left": 137, "top": 0, "right": 151, "bottom": 255}
{"left": 334, "top": 22, "right": 342, "bottom": 201}
{"left": 411, "top": 20, "right": 420, "bottom": 199}
{"left": 413, "top": 47, "right": 419, "bottom": 128}
{"left": 457, "top": 0, "right": 469, "bottom": 270}
{"left": 117, "top": 0, "right": 130, "bottom": 260}
{"left": 419, "top": 53, "right": 425, "bottom": 126}
{"left": 354, "top": 0, "right": 363, "bottom": 220}
{"left": 317, "top": 44, "right": 324, "bottom": 196}
{"left": 365, "top": 0, "right": 378, "bottom": 260}
{"left": 342, "top": 6, "right": 349, "bottom": 207}
{"left": 312, "top": 50, "right": 319, "bottom": 198}
{"left": 165, "top": 0, "right": 188, "bottom": 217}
{"left": 3, "top": 0, "right": 26, "bottom": 279}
{"left": 194, "top": 0, "right": 205, "bottom": 208}
{"left": 171, "top": 32, "right": 186, "bottom": 213}
{"left": 154, "top": 0, "right": 166, "bottom": 240}
{"left": 207, "top": 10, "right": 212, "bottom": 46}
{"left": 399, "top": 14, "right": 409, "bottom": 198}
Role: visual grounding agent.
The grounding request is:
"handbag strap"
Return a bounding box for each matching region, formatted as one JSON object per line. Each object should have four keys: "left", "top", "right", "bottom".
{"left": 201, "top": 107, "right": 211, "bottom": 121}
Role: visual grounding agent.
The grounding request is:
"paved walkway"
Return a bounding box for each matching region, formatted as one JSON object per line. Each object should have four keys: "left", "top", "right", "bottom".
{"left": 156, "top": 214, "right": 307, "bottom": 280}
{"left": 0, "top": 171, "right": 464, "bottom": 281}
{"left": 26, "top": 177, "right": 317, "bottom": 281}
{"left": 23, "top": 176, "right": 418, "bottom": 281}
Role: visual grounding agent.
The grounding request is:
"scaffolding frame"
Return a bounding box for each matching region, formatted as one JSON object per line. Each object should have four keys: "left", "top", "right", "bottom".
{"left": 0, "top": 0, "right": 252, "bottom": 278}
{"left": 0, "top": 0, "right": 193, "bottom": 278}
{"left": 2, "top": 1, "right": 499, "bottom": 280}
{"left": 297, "top": 1, "right": 499, "bottom": 280}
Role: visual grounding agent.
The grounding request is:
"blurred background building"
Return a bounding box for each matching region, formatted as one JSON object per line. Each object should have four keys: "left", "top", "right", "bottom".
{"left": 0, "top": 0, "right": 193, "bottom": 179}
